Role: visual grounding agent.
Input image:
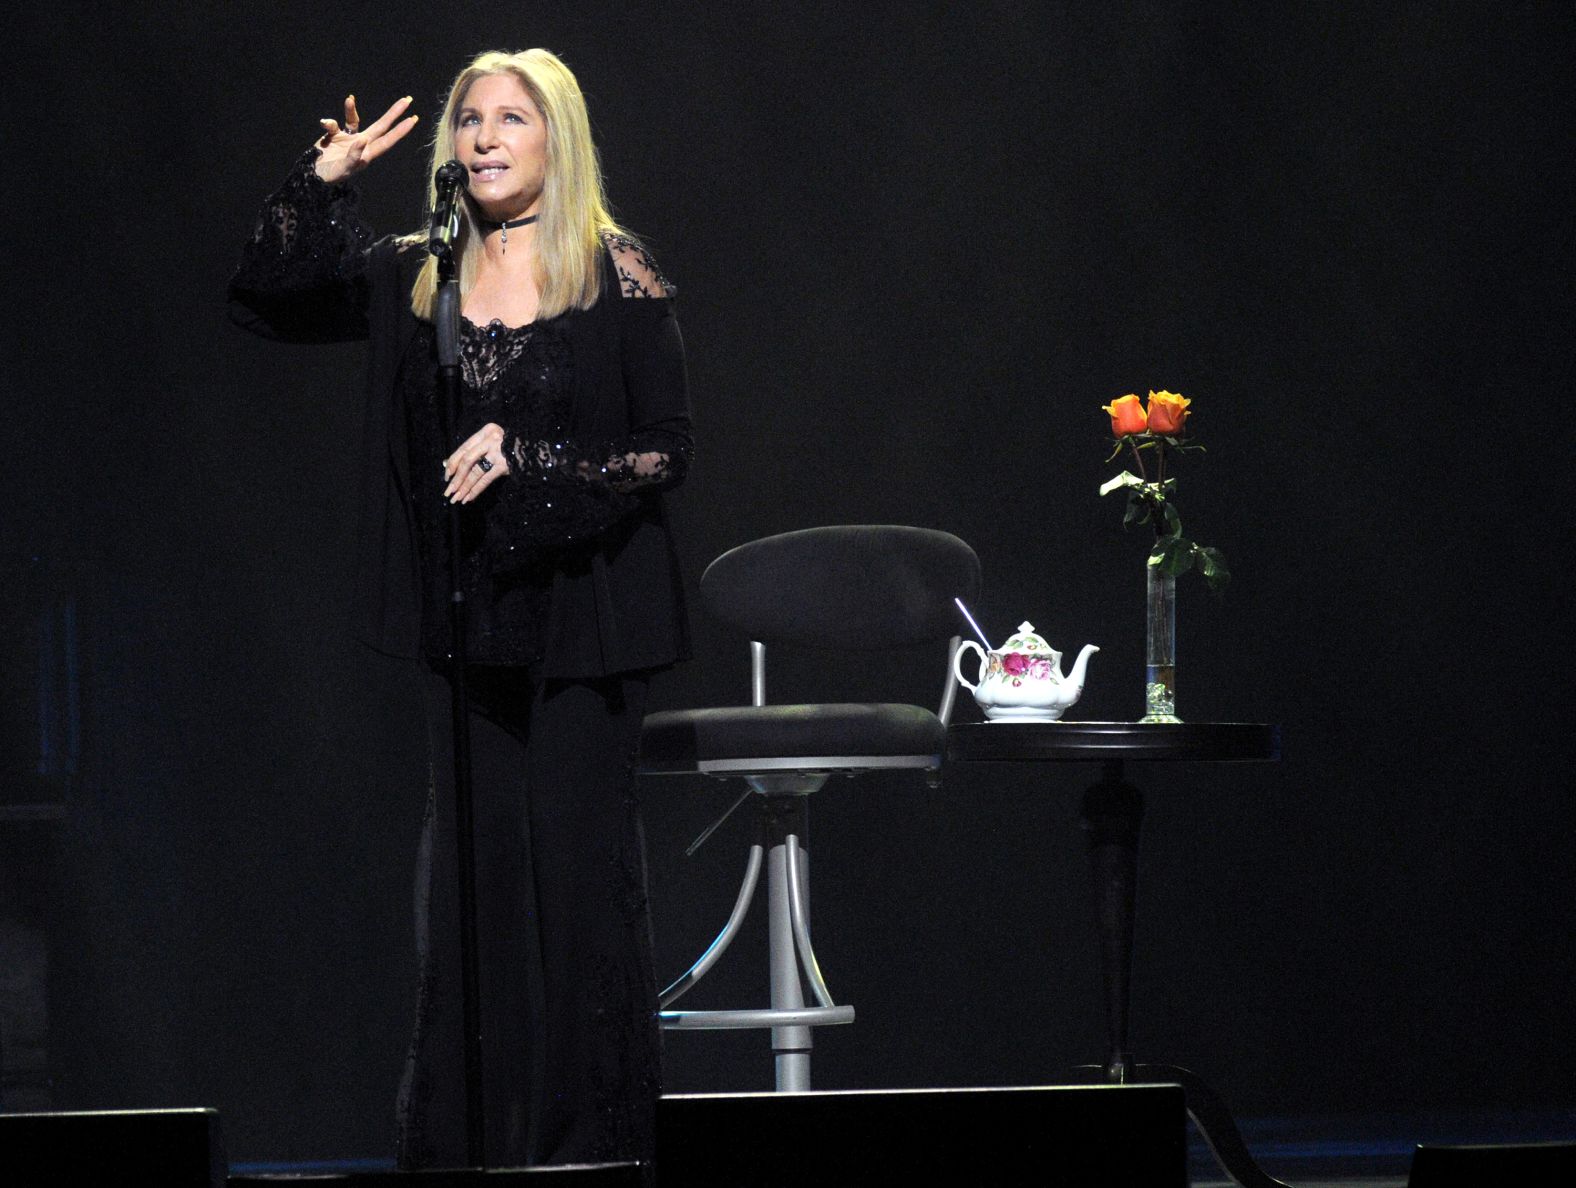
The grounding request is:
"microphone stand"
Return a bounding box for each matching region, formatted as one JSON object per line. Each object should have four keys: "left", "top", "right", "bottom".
{"left": 432, "top": 230, "right": 487, "bottom": 1168}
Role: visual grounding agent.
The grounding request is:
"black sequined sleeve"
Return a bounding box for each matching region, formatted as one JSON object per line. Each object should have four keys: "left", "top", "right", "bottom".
{"left": 486, "top": 266, "right": 693, "bottom": 568}
{"left": 228, "top": 149, "right": 374, "bottom": 343}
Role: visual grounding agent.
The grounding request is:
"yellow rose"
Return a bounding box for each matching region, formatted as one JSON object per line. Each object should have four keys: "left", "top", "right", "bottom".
{"left": 1103, "top": 394, "right": 1148, "bottom": 437}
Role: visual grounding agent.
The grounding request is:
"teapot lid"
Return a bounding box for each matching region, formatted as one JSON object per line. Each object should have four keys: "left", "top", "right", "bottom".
{"left": 1001, "top": 621, "right": 1051, "bottom": 653}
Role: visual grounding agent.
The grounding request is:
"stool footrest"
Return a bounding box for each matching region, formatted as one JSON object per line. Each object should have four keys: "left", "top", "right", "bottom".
{"left": 659, "top": 1005, "right": 855, "bottom": 1030}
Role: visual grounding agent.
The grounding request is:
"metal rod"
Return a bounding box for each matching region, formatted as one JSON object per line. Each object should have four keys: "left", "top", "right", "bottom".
{"left": 785, "top": 835, "right": 835, "bottom": 1009}
{"left": 684, "top": 787, "right": 753, "bottom": 858}
{"left": 659, "top": 843, "right": 764, "bottom": 1007}
{"left": 767, "top": 837, "right": 811, "bottom": 1090}
{"left": 750, "top": 640, "right": 766, "bottom": 707}
{"left": 937, "top": 634, "right": 962, "bottom": 725}
{"left": 434, "top": 263, "right": 485, "bottom": 1167}
{"left": 660, "top": 1005, "right": 854, "bottom": 1029}
{"left": 952, "top": 597, "right": 993, "bottom": 649}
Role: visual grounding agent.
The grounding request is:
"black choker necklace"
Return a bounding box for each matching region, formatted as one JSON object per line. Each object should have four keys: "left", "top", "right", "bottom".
{"left": 481, "top": 213, "right": 539, "bottom": 252}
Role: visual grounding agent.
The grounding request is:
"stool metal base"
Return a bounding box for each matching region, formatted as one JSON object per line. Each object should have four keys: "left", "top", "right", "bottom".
{"left": 657, "top": 797, "right": 852, "bottom": 1091}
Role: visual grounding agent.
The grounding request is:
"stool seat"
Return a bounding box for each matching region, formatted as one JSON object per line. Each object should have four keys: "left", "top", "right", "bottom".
{"left": 641, "top": 704, "right": 944, "bottom": 773}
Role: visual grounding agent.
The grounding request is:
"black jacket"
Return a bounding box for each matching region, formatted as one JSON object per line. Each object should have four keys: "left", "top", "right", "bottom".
{"left": 228, "top": 154, "right": 692, "bottom": 677}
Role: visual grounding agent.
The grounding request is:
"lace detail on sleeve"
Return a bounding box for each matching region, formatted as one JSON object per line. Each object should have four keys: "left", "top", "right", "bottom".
{"left": 476, "top": 236, "right": 688, "bottom": 572}
{"left": 486, "top": 419, "right": 694, "bottom": 567}
{"left": 602, "top": 232, "right": 676, "bottom": 299}
{"left": 228, "top": 148, "right": 374, "bottom": 339}
{"left": 506, "top": 421, "right": 692, "bottom": 494}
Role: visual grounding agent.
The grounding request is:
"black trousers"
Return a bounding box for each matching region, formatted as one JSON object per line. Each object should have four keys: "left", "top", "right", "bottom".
{"left": 396, "top": 664, "right": 661, "bottom": 1171}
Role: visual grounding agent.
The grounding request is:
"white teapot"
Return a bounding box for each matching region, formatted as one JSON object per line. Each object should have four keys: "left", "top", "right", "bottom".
{"left": 953, "top": 622, "right": 1099, "bottom": 723}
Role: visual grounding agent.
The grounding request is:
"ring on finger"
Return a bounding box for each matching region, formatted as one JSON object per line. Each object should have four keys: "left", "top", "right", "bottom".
{"left": 477, "top": 457, "right": 494, "bottom": 473}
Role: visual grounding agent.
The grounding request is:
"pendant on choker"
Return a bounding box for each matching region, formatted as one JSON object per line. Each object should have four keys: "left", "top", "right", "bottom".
{"left": 485, "top": 213, "right": 539, "bottom": 253}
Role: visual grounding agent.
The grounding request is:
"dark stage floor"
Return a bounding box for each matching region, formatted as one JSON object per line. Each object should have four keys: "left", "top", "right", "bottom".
{"left": 1185, "top": 1108, "right": 1573, "bottom": 1187}
{"left": 1194, "top": 1181, "right": 1403, "bottom": 1188}
{"left": 224, "top": 1106, "right": 1573, "bottom": 1186}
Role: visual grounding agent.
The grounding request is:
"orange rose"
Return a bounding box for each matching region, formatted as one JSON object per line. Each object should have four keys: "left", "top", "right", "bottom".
{"left": 1102, "top": 394, "right": 1148, "bottom": 437}
{"left": 1146, "top": 390, "right": 1191, "bottom": 435}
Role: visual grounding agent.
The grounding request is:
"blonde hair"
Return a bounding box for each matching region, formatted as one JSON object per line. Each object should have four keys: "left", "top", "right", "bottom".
{"left": 404, "top": 49, "right": 624, "bottom": 321}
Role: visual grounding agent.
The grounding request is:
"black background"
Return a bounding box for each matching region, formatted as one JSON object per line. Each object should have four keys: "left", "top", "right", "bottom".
{"left": 3, "top": 1, "right": 1572, "bottom": 1163}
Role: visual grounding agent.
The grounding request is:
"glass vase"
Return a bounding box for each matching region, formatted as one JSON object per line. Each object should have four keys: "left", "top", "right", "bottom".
{"left": 1142, "top": 563, "right": 1180, "bottom": 722}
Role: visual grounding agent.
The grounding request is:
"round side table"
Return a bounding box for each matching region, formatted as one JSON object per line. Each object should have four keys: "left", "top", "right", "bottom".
{"left": 947, "top": 721, "right": 1286, "bottom": 1188}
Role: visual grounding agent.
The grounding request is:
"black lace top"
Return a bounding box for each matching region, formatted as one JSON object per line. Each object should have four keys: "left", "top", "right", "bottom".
{"left": 403, "top": 318, "right": 567, "bottom": 663}
{"left": 231, "top": 151, "right": 694, "bottom": 667}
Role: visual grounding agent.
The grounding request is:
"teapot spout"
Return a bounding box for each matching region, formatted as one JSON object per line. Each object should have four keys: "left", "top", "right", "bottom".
{"left": 1066, "top": 643, "right": 1100, "bottom": 690}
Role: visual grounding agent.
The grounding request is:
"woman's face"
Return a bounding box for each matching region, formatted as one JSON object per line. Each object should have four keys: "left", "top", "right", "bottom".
{"left": 454, "top": 73, "right": 549, "bottom": 221}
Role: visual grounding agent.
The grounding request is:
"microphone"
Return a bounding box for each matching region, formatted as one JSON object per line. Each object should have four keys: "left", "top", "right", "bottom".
{"left": 429, "top": 160, "right": 467, "bottom": 260}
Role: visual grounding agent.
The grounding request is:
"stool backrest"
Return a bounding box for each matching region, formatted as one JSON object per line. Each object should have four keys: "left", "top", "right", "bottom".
{"left": 701, "top": 526, "right": 981, "bottom": 651}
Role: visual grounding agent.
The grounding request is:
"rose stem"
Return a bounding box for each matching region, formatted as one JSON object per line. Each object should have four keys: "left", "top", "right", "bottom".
{"left": 1127, "top": 437, "right": 1149, "bottom": 483}
{"left": 1126, "top": 436, "right": 1164, "bottom": 528}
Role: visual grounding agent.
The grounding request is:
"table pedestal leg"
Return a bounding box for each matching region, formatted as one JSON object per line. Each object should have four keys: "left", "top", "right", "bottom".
{"left": 1078, "top": 761, "right": 1291, "bottom": 1188}
{"left": 1080, "top": 760, "right": 1142, "bottom": 1082}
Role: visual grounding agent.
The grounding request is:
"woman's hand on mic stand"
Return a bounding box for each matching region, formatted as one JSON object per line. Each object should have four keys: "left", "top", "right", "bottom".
{"left": 314, "top": 93, "right": 420, "bottom": 184}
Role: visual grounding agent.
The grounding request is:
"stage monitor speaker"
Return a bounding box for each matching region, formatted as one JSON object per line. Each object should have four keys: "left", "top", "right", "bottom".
{"left": 0, "top": 1106, "right": 225, "bottom": 1188}
{"left": 1408, "top": 1140, "right": 1576, "bottom": 1187}
{"left": 657, "top": 1083, "right": 1187, "bottom": 1187}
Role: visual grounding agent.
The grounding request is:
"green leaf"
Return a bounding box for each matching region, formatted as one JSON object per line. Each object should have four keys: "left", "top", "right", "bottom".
{"left": 1100, "top": 470, "right": 1144, "bottom": 497}
{"left": 1162, "top": 503, "right": 1181, "bottom": 536}
{"left": 1198, "top": 547, "right": 1231, "bottom": 593}
{"left": 1149, "top": 535, "right": 1196, "bottom": 576}
{"left": 1123, "top": 493, "right": 1148, "bottom": 527}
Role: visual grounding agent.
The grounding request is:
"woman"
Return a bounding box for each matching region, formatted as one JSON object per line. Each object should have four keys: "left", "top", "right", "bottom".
{"left": 229, "top": 49, "right": 690, "bottom": 1172}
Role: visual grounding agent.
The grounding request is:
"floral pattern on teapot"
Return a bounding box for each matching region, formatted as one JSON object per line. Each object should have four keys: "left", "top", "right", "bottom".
{"left": 954, "top": 622, "right": 1098, "bottom": 723}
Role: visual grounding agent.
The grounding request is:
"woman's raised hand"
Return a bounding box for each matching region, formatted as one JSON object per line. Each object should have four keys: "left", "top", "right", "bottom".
{"left": 314, "top": 94, "right": 420, "bottom": 185}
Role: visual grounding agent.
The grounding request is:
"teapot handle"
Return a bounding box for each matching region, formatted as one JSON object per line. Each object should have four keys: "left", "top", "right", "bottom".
{"left": 953, "top": 640, "right": 986, "bottom": 691}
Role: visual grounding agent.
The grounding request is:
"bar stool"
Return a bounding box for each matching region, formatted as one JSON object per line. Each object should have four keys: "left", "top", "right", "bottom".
{"left": 639, "top": 525, "right": 981, "bottom": 1089}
